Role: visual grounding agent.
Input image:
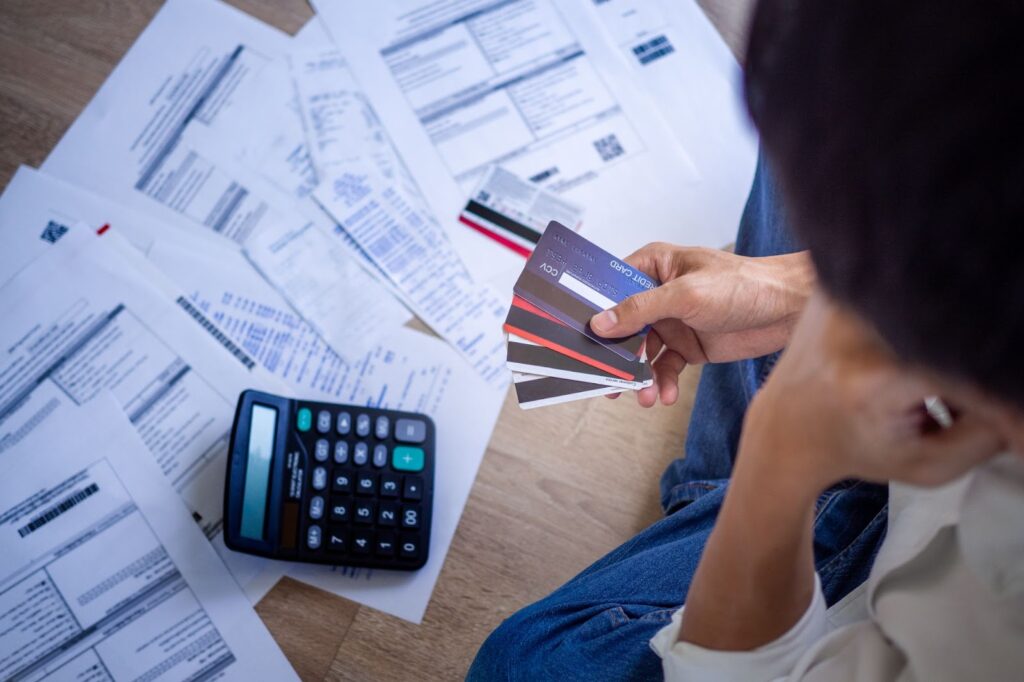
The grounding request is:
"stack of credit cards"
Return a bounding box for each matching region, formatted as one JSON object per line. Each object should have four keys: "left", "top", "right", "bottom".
{"left": 504, "top": 221, "right": 658, "bottom": 409}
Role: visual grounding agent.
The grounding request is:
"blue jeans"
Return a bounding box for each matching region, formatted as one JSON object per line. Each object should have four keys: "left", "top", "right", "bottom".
{"left": 467, "top": 158, "right": 889, "bottom": 681}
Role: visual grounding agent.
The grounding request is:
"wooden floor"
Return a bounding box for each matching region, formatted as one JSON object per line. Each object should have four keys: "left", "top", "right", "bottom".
{"left": 0, "top": 1, "right": 752, "bottom": 679}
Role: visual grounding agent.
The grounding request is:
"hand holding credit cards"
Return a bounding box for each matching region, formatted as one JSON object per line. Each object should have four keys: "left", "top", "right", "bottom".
{"left": 504, "top": 221, "right": 659, "bottom": 409}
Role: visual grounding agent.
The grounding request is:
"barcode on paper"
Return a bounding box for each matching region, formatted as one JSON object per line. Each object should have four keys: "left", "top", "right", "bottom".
{"left": 594, "top": 134, "right": 625, "bottom": 162}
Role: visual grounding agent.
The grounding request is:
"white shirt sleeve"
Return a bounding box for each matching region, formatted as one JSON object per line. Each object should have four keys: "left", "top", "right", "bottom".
{"left": 650, "top": 574, "right": 829, "bottom": 682}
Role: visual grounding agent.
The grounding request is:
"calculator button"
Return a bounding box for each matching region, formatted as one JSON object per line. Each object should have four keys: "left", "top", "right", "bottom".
{"left": 375, "top": 416, "right": 390, "bottom": 440}
{"left": 378, "top": 501, "right": 398, "bottom": 527}
{"left": 352, "top": 531, "right": 372, "bottom": 554}
{"left": 334, "top": 441, "right": 349, "bottom": 464}
{"left": 353, "top": 442, "right": 369, "bottom": 466}
{"left": 317, "top": 410, "right": 332, "bottom": 434}
{"left": 330, "top": 499, "right": 350, "bottom": 522}
{"left": 372, "top": 444, "right": 388, "bottom": 468}
{"left": 400, "top": 536, "right": 420, "bottom": 559}
{"left": 376, "top": 532, "right": 396, "bottom": 557}
{"left": 392, "top": 446, "right": 424, "bottom": 472}
{"left": 326, "top": 530, "right": 347, "bottom": 553}
{"left": 336, "top": 411, "right": 352, "bottom": 435}
{"left": 354, "top": 501, "right": 375, "bottom": 524}
{"left": 356, "top": 474, "right": 377, "bottom": 496}
{"left": 402, "top": 506, "right": 421, "bottom": 529}
{"left": 311, "top": 466, "right": 327, "bottom": 491}
{"left": 394, "top": 418, "right": 427, "bottom": 443}
{"left": 309, "top": 495, "right": 325, "bottom": 520}
{"left": 314, "top": 439, "right": 329, "bottom": 462}
{"left": 306, "top": 525, "right": 322, "bottom": 550}
{"left": 380, "top": 474, "right": 400, "bottom": 498}
{"left": 297, "top": 408, "right": 313, "bottom": 432}
{"left": 332, "top": 472, "right": 353, "bottom": 493}
{"left": 356, "top": 414, "right": 371, "bottom": 437}
{"left": 403, "top": 476, "right": 423, "bottom": 501}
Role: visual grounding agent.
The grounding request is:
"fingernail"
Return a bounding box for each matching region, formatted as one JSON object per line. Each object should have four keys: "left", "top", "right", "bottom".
{"left": 592, "top": 309, "right": 617, "bottom": 333}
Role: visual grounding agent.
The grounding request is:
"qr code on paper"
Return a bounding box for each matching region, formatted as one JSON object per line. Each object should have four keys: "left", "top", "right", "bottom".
{"left": 40, "top": 220, "right": 69, "bottom": 244}
{"left": 594, "top": 134, "right": 624, "bottom": 162}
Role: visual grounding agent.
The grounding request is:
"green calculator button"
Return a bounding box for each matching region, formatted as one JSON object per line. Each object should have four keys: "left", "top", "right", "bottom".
{"left": 296, "top": 407, "right": 313, "bottom": 432}
{"left": 392, "top": 446, "right": 424, "bottom": 472}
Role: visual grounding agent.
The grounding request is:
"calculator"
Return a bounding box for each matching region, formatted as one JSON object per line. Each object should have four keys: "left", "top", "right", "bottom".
{"left": 223, "top": 390, "right": 434, "bottom": 570}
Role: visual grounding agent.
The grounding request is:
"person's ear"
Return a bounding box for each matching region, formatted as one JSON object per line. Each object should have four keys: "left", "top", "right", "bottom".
{"left": 985, "top": 402, "right": 1024, "bottom": 456}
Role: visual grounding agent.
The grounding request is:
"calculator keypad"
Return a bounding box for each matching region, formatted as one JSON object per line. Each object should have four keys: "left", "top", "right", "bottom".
{"left": 394, "top": 418, "right": 426, "bottom": 443}
{"left": 332, "top": 472, "right": 352, "bottom": 493}
{"left": 311, "top": 467, "right": 327, "bottom": 491}
{"left": 295, "top": 404, "right": 432, "bottom": 570}
{"left": 356, "top": 414, "right": 371, "bottom": 437}
{"left": 334, "top": 441, "right": 348, "bottom": 464}
{"left": 353, "top": 442, "right": 368, "bottom": 466}
{"left": 309, "top": 496, "right": 324, "bottom": 520}
{"left": 372, "top": 444, "right": 388, "bottom": 468}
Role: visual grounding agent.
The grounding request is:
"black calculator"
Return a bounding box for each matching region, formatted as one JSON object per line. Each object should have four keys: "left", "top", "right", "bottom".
{"left": 223, "top": 390, "right": 434, "bottom": 570}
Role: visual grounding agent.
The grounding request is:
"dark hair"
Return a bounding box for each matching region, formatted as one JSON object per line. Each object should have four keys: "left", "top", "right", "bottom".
{"left": 744, "top": 0, "right": 1024, "bottom": 407}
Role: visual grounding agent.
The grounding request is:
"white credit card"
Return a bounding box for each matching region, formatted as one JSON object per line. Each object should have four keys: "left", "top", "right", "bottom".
{"left": 512, "top": 371, "right": 621, "bottom": 409}
{"left": 459, "top": 165, "right": 584, "bottom": 257}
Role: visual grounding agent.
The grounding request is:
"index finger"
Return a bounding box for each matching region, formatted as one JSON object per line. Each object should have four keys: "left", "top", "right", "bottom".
{"left": 621, "top": 243, "right": 667, "bottom": 279}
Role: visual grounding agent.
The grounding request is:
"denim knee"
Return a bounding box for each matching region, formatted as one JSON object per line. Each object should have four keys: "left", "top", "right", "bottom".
{"left": 468, "top": 601, "right": 669, "bottom": 681}
{"left": 467, "top": 606, "right": 548, "bottom": 681}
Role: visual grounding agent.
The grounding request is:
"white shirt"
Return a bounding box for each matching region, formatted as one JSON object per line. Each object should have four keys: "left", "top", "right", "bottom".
{"left": 650, "top": 454, "right": 1024, "bottom": 681}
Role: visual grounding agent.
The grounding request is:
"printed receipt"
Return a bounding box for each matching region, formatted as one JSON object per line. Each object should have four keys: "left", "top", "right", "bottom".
{"left": 242, "top": 198, "right": 412, "bottom": 362}
{"left": 290, "top": 48, "right": 399, "bottom": 183}
{"left": 314, "top": 167, "right": 509, "bottom": 387}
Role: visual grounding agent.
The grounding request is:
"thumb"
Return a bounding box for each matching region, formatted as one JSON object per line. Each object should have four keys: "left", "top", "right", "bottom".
{"left": 590, "top": 285, "right": 679, "bottom": 338}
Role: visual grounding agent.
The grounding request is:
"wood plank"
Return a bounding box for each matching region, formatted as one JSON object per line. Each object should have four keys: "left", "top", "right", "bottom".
{"left": 256, "top": 578, "right": 360, "bottom": 682}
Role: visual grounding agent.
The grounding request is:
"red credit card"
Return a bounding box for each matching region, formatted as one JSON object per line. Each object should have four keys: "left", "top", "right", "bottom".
{"left": 503, "top": 296, "right": 648, "bottom": 381}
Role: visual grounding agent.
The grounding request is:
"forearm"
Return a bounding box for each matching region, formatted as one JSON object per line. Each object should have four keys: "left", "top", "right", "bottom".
{"left": 678, "top": 409, "right": 824, "bottom": 649}
{"left": 762, "top": 250, "right": 816, "bottom": 328}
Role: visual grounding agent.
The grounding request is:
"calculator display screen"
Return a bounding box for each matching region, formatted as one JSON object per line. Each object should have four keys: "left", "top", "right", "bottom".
{"left": 240, "top": 404, "right": 277, "bottom": 541}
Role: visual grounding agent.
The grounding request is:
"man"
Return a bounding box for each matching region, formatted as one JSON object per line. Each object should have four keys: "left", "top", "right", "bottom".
{"left": 468, "top": 0, "right": 1024, "bottom": 679}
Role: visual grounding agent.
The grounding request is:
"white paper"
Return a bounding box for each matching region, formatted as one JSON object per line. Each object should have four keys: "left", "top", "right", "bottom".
{"left": 201, "top": 16, "right": 330, "bottom": 201}
{"left": 0, "top": 166, "right": 228, "bottom": 281}
{"left": 208, "top": 55, "right": 321, "bottom": 201}
{"left": 0, "top": 394, "right": 297, "bottom": 681}
{"left": 291, "top": 48, "right": 400, "bottom": 184}
{"left": 315, "top": 166, "right": 509, "bottom": 387}
{"left": 588, "top": 0, "right": 759, "bottom": 249}
{"left": 243, "top": 214, "right": 411, "bottom": 360}
{"left": 42, "top": 0, "right": 291, "bottom": 244}
{"left": 312, "top": 0, "right": 704, "bottom": 287}
{"left": 0, "top": 224, "right": 285, "bottom": 599}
